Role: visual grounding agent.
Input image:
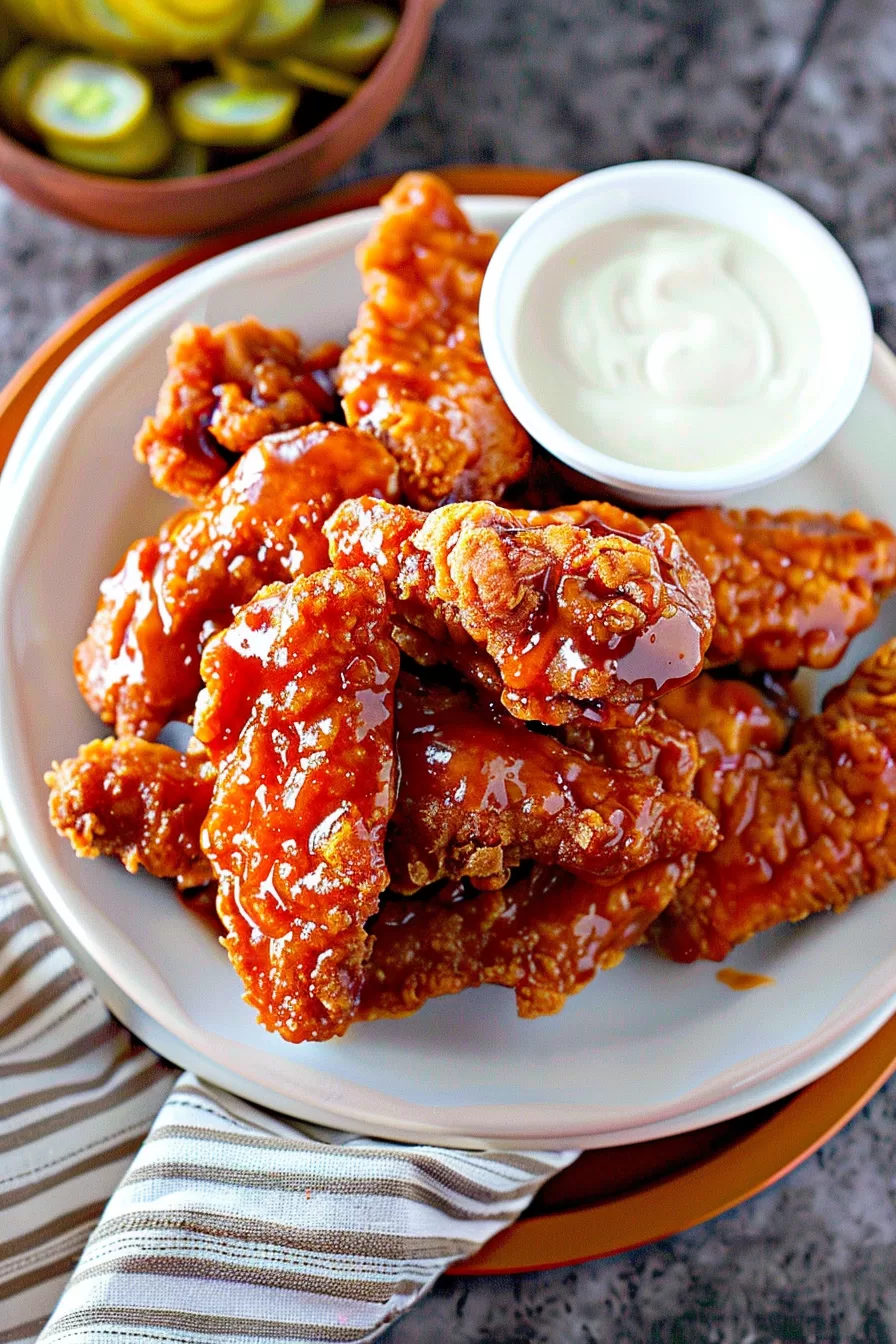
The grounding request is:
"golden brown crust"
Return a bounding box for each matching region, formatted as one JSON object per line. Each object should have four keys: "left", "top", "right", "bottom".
{"left": 360, "top": 859, "right": 695, "bottom": 1021}
{"left": 134, "top": 318, "right": 340, "bottom": 502}
{"left": 325, "top": 496, "right": 715, "bottom": 726}
{"left": 653, "top": 639, "right": 896, "bottom": 962}
{"left": 667, "top": 507, "right": 896, "bottom": 671}
{"left": 46, "top": 737, "right": 215, "bottom": 890}
{"left": 387, "top": 675, "right": 718, "bottom": 894}
{"left": 195, "top": 568, "right": 400, "bottom": 1043}
{"left": 76, "top": 424, "right": 399, "bottom": 740}
{"left": 560, "top": 706, "right": 701, "bottom": 798}
{"left": 337, "top": 172, "right": 531, "bottom": 508}
{"left": 660, "top": 673, "right": 793, "bottom": 816}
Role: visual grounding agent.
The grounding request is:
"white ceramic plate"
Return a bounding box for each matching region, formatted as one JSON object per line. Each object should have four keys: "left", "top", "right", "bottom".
{"left": 2, "top": 197, "right": 896, "bottom": 1150}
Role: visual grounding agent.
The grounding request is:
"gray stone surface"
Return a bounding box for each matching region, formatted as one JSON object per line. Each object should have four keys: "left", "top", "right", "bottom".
{"left": 3, "top": 0, "right": 896, "bottom": 1338}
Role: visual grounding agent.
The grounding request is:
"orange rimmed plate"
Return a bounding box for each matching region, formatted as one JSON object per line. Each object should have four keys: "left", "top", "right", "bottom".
{"left": 2, "top": 167, "right": 896, "bottom": 1273}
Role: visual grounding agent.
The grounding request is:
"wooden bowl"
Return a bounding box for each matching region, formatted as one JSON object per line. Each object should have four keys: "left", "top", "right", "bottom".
{"left": 0, "top": 0, "right": 437, "bottom": 236}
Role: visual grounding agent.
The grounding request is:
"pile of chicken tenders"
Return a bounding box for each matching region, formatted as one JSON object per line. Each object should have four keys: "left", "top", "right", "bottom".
{"left": 47, "top": 172, "right": 896, "bottom": 1043}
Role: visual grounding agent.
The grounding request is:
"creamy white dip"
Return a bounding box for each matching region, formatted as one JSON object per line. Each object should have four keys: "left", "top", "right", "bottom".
{"left": 516, "top": 214, "right": 822, "bottom": 471}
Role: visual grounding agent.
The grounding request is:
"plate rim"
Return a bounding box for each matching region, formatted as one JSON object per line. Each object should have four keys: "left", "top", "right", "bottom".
{"left": 2, "top": 171, "right": 896, "bottom": 1171}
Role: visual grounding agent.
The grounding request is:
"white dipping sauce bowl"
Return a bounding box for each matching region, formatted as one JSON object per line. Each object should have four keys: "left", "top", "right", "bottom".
{"left": 479, "top": 160, "right": 873, "bottom": 507}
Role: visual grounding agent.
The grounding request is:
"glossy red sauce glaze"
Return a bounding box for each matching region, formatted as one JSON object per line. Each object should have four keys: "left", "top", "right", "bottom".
{"left": 75, "top": 424, "right": 399, "bottom": 740}
{"left": 134, "top": 317, "right": 341, "bottom": 502}
{"left": 195, "top": 568, "right": 399, "bottom": 1042}
{"left": 324, "top": 496, "right": 714, "bottom": 726}
{"left": 668, "top": 506, "right": 896, "bottom": 671}
{"left": 360, "top": 857, "right": 695, "bottom": 1020}
{"left": 386, "top": 676, "right": 718, "bottom": 893}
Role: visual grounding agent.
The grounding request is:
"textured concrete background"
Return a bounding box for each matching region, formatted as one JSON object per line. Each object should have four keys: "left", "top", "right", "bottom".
{"left": 3, "top": 1, "right": 896, "bottom": 1339}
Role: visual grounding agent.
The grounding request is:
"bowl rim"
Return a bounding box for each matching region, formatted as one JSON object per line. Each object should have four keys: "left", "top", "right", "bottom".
{"left": 0, "top": 0, "right": 434, "bottom": 196}
{"left": 479, "top": 160, "right": 874, "bottom": 503}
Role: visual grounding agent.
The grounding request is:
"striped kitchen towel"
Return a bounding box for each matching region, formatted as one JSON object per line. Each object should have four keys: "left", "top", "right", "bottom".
{"left": 0, "top": 841, "right": 579, "bottom": 1344}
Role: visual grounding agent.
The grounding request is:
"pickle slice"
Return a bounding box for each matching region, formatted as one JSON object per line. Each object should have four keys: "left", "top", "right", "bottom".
{"left": 236, "top": 0, "right": 322, "bottom": 57}
{"left": 28, "top": 56, "right": 152, "bottom": 143}
{"left": 76, "top": 0, "right": 170, "bottom": 61}
{"left": 45, "top": 102, "right": 173, "bottom": 173}
{"left": 291, "top": 3, "right": 397, "bottom": 73}
{"left": 276, "top": 55, "right": 359, "bottom": 97}
{"left": 121, "top": 0, "right": 253, "bottom": 58}
{"left": 0, "top": 43, "right": 57, "bottom": 139}
{"left": 170, "top": 76, "right": 297, "bottom": 146}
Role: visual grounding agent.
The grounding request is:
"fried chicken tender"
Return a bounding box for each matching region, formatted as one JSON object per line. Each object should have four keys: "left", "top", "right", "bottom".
{"left": 661, "top": 673, "right": 794, "bottom": 816}
{"left": 76, "top": 424, "right": 399, "bottom": 740}
{"left": 195, "top": 568, "right": 399, "bottom": 1043}
{"left": 325, "top": 496, "right": 715, "bottom": 726}
{"left": 667, "top": 507, "right": 896, "bottom": 671}
{"left": 359, "top": 858, "right": 696, "bottom": 1022}
{"left": 336, "top": 172, "right": 531, "bottom": 508}
{"left": 134, "top": 318, "right": 341, "bottom": 502}
{"left": 387, "top": 676, "right": 719, "bottom": 894}
{"left": 46, "top": 737, "right": 214, "bottom": 889}
{"left": 653, "top": 639, "right": 896, "bottom": 962}
{"left": 560, "top": 706, "right": 701, "bottom": 797}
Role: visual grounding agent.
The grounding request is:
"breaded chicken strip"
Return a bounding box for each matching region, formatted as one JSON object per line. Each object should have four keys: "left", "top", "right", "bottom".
{"left": 134, "top": 317, "right": 341, "bottom": 502}
{"left": 46, "top": 737, "right": 214, "bottom": 889}
{"left": 337, "top": 172, "right": 531, "bottom": 508}
{"left": 76, "top": 424, "right": 398, "bottom": 740}
{"left": 516, "top": 501, "right": 896, "bottom": 673}
{"left": 360, "top": 859, "right": 696, "bottom": 1022}
{"left": 325, "top": 497, "right": 715, "bottom": 727}
{"left": 195, "top": 569, "right": 399, "bottom": 1043}
{"left": 654, "top": 639, "right": 896, "bottom": 962}
{"left": 668, "top": 507, "right": 896, "bottom": 671}
{"left": 387, "top": 676, "right": 718, "bottom": 894}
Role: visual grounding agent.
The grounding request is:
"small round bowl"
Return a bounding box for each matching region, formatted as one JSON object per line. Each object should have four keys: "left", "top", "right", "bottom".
{"left": 0, "top": 0, "right": 437, "bottom": 237}
{"left": 480, "top": 160, "right": 873, "bottom": 507}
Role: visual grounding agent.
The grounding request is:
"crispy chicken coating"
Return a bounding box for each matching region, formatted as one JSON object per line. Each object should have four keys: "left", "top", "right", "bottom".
{"left": 518, "top": 501, "right": 896, "bottom": 672}
{"left": 134, "top": 318, "right": 341, "bottom": 502}
{"left": 387, "top": 676, "right": 719, "bottom": 894}
{"left": 560, "top": 706, "right": 701, "bottom": 797}
{"left": 76, "top": 424, "right": 399, "bottom": 740}
{"left": 195, "top": 568, "right": 400, "bottom": 1043}
{"left": 661, "top": 673, "right": 793, "bottom": 816}
{"left": 359, "top": 858, "right": 696, "bottom": 1021}
{"left": 46, "top": 737, "right": 214, "bottom": 889}
{"left": 667, "top": 507, "right": 896, "bottom": 671}
{"left": 653, "top": 639, "right": 896, "bottom": 962}
{"left": 336, "top": 172, "right": 531, "bottom": 509}
{"left": 325, "top": 496, "right": 715, "bottom": 726}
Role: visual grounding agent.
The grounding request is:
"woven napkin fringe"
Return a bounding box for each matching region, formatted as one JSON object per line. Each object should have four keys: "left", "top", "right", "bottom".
{"left": 0, "top": 847, "right": 578, "bottom": 1344}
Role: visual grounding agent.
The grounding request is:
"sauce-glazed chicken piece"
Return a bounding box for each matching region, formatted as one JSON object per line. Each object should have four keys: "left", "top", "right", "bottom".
{"left": 387, "top": 676, "right": 718, "bottom": 894}
{"left": 76, "top": 424, "right": 399, "bottom": 740}
{"left": 560, "top": 705, "right": 701, "bottom": 798}
{"left": 325, "top": 496, "right": 715, "bottom": 727}
{"left": 661, "top": 673, "right": 794, "bottom": 816}
{"left": 667, "top": 507, "right": 896, "bottom": 671}
{"left": 516, "top": 501, "right": 896, "bottom": 673}
{"left": 653, "top": 639, "right": 896, "bottom": 962}
{"left": 337, "top": 172, "right": 531, "bottom": 508}
{"left": 389, "top": 677, "right": 720, "bottom": 897}
{"left": 195, "top": 568, "right": 399, "bottom": 1043}
{"left": 134, "top": 318, "right": 341, "bottom": 502}
{"left": 46, "top": 737, "right": 214, "bottom": 889}
{"left": 359, "top": 858, "right": 696, "bottom": 1022}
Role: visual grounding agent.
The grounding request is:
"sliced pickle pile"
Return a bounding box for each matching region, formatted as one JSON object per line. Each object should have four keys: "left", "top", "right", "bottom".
{"left": 0, "top": 0, "right": 399, "bottom": 177}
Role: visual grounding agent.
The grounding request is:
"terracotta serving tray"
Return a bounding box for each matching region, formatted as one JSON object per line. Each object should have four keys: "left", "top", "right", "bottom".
{"left": 2, "top": 166, "right": 895, "bottom": 1276}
